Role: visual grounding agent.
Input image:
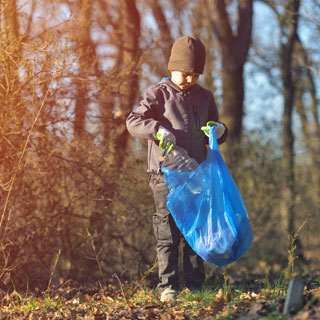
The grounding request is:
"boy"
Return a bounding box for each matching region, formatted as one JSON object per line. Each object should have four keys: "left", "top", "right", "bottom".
{"left": 126, "top": 36, "right": 228, "bottom": 301}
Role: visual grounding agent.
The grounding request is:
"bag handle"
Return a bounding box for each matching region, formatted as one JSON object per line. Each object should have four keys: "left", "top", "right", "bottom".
{"left": 157, "top": 149, "right": 168, "bottom": 174}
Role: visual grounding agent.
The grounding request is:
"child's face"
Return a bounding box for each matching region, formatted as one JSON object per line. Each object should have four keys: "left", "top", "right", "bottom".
{"left": 171, "top": 71, "right": 200, "bottom": 90}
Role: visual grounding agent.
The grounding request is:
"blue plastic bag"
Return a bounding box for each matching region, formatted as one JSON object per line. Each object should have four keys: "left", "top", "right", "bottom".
{"left": 162, "top": 127, "right": 253, "bottom": 267}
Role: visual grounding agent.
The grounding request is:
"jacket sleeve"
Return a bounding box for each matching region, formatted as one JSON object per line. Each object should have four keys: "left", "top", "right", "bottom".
{"left": 126, "top": 86, "right": 161, "bottom": 141}
{"left": 217, "top": 123, "right": 228, "bottom": 145}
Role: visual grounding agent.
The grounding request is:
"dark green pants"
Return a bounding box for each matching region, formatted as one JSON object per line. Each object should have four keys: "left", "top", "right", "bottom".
{"left": 149, "top": 173, "right": 205, "bottom": 291}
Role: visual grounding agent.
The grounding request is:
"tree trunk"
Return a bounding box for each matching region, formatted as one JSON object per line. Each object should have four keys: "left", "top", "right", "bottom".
{"left": 108, "top": 0, "right": 141, "bottom": 166}
{"left": 294, "top": 37, "right": 320, "bottom": 207}
{"left": 209, "top": 0, "right": 253, "bottom": 143}
{"left": 3, "top": 0, "right": 20, "bottom": 45}
{"left": 149, "top": 0, "right": 173, "bottom": 64}
{"left": 73, "top": 0, "right": 93, "bottom": 139}
{"left": 279, "top": 0, "right": 300, "bottom": 236}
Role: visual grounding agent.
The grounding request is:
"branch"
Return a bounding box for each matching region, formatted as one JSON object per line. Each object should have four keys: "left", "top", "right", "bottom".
{"left": 148, "top": 0, "right": 173, "bottom": 63}
{"left": 209, "top": 0, "right": 234, "bottom": 50}
{"left": 236, "top": 0, "right": 253, "bottom": 63}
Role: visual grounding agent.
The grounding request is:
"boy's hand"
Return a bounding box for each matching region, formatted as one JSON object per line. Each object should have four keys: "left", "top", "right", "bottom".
{"left": 157, "top": 126, "right": 176, "bottom": 153}
{"left": 201, "top": 121, "right": 225, "bottom": 139}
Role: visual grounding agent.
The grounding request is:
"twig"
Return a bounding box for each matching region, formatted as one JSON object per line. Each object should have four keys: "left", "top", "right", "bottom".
{"left": 284, "top": 215, "right": 310, "bottom": 281}
{"left": 47, "top": 248, "right": 62, "bottom": 290}
{"left": 130, "top": 258, "right": 158, "bottom": 296}
{"left": 86, "top": 228, "right": 105, "bottom": 282}
{"left": 113, "top": 273, "right": 128, "bottom": 304}
{"left": 0, "top": 240, "right": 15, "bottom": 283}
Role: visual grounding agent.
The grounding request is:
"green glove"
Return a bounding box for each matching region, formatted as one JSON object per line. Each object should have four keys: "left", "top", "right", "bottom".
{"left": 201, "top": 121, "right": 225, "bottom": 139}
{"left": 156, "top": 126, "right": 176, "bottom": 153}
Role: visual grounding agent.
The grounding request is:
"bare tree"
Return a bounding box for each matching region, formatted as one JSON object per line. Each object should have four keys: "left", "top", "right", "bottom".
{"left": 0, "top": 0, "right": 22, "bottom": 238}
{"left": 148, "top": 0, "right": 173, "bottom": 64}
{"left": 73, "top": 0, "right": 93, "bottom": 139}
{"left": 208, "top": 0, "right": 253, "bottom": 143}
{"left": 278, "top": 0, "right": 300, "bottom": 236}
{"left": 294, "top": 35, "right": 320, "bottom": 208}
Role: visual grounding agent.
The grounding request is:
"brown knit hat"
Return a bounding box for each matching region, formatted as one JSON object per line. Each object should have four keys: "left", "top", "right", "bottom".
{"left": 168, "top": 36, "right": 206, "bottom": 74}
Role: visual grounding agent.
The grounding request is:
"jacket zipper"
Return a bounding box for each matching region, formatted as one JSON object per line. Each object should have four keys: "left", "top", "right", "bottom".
{"left": 192, "top": 105, "right": 200, "bottom": 130}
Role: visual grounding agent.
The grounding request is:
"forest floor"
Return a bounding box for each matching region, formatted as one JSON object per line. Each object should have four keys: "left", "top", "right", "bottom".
{"left": 1, "top": 271, "right": 320, "bottom": 319}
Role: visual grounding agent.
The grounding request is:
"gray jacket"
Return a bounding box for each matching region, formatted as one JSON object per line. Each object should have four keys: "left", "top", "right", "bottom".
{"left": 126, "top": 79, "right": 228, "bottom": 173}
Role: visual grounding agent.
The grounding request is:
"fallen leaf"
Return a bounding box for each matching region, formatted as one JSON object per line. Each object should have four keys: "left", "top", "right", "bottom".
{"left": 211, "top": 297, "right": 225, "bottom": 315}
{"left": 225, "top": 290, "right": 232, "bottom": 303}
{"left": 293, "top": 310, "right": 312, "bottom": 320}
{"left": 216, "top": 288, "right": 224, "bottom": 300}
{"left": 248, "top": 302, "right": 264, "bottom": 315}
{"left": 160, "top": 311, "right": 175, "bottom": 320}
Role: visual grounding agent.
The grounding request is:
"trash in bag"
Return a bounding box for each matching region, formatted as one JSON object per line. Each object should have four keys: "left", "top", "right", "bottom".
{"left": 161, "top": 127, "right": 253, "bottom": 267}
{"left": 162, "top": 146, "right": 199, "bottom": 172}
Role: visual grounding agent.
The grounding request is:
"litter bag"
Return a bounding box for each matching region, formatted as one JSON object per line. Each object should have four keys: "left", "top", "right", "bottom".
{"left": 162, "top": 127, "right": 253, "bottom": 267}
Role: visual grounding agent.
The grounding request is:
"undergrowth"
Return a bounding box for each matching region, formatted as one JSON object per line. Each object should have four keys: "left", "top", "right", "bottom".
{"left": 0, "top": 218, "right": 316, "bottom": 319}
